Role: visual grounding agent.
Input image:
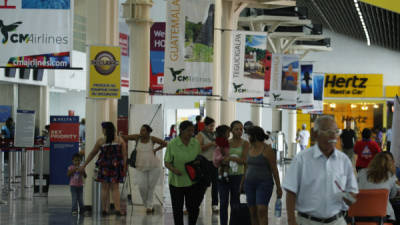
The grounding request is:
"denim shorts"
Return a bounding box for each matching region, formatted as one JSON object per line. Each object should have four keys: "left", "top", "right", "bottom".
{"left": 244, "top": 178, "right": 274, "bottom": 206}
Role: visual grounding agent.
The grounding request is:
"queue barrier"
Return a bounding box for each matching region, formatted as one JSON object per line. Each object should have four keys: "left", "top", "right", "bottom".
{"left": 0, "top": 138, "right": 49, "bottom": 197}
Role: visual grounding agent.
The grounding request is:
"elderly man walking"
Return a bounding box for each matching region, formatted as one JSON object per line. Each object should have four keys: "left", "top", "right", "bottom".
{"left": 283, "top": 115, "right": 358, "bottom": 225}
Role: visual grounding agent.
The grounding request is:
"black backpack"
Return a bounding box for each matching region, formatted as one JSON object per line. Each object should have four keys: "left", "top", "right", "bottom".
{"left": 184, "top": 155, "right": 211, "bottom": 187}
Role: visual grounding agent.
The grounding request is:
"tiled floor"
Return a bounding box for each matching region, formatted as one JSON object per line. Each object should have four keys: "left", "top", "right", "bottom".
{"left": 0, "top": 164, "right": 290, "bottom": 225}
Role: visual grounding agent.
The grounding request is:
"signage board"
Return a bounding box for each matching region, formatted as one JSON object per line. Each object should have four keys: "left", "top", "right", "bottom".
{"left": 324, "top": 74, "right": 383, "bottom": 98}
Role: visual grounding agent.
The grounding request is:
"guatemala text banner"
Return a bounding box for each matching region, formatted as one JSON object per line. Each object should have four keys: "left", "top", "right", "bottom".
{"left": 164, "top": 0, "right": 214, "bottom": 94}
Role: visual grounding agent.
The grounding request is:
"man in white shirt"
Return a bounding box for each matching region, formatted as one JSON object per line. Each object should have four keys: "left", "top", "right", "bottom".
{"left": 297, "top": 124, "right": 310, "bottom": 151}
{"left": 283, "top": 115, "right": 358, "bottom": 225}
{"left": 386, "top": 128, "right": 392, "bottom": 152}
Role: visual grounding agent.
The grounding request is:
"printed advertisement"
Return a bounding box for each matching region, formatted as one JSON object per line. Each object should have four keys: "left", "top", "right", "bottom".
{"left": 0, "top": 105, "right": 11, "bottom": 122}
{"left": 269, "top": 54, "right": 299, "bottom": 106}
{"left": 119, "top": 22, "right": 130, "bottom": 94}
{"left": 88, "top": 45, "right": 121, "bottom": 99}
{"left": 164, "top": 0, "right": 214, "bottom": 93}
{"left": 324, "top": 74, "right": 383, "bottom": 98}
{"left": 49, "top": 116, "right": 79, "bottom": 185}
{"left": 297, "top": 64, "right": 314, "bottom": 109}
{"left": 14, "top": 109, "right": 35, "bottom": 147}
{"left": 264, "top": 51, "right": 272, "bottom": 97}
{"left": 302, "top": 73, "right": 324, "bottom": 114}
{"left": 0, "top": 0, "right": 73, "bottom": 68}
{"left": 229, "top": 31, "right": 267, "bottom": 99}
{"left": 150, "top": 22, "right": 166, "bottom": 93}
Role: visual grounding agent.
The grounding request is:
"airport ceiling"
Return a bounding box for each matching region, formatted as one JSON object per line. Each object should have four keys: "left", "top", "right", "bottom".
{"left": 296, "top": 0, "right": 400, "bottom": 51}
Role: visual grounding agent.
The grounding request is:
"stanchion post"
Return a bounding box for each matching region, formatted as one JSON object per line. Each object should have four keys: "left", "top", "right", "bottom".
{"left": 21, "top": 148, "right": 26, "bottom": 199}
{"left": 39, "top": 145, "right": 44, "bottom": 195}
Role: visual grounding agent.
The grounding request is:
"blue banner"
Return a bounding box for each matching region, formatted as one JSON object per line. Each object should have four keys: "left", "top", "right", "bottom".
{"left": 49, "top": 116, "right": 79, "bottom": 185}
{"left": 0, "top": 105, "right": 11, "bottom": 123}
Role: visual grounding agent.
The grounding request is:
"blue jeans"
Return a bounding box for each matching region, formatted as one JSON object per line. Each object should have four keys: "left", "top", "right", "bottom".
{"left": 218, "top": 175, "right": 242, "bottom": 225}
{"left": 70, "top": 186, "right": 84, "bottom": 212}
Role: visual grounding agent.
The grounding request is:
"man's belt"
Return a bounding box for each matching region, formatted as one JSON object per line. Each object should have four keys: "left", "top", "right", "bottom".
{"left": 298, "top": 211, "right": 344, "bottom": 224}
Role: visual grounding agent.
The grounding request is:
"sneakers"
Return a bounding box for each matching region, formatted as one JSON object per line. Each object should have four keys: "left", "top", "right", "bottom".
{"left": 212, "top": 205, "right": 219, "bottom": 213}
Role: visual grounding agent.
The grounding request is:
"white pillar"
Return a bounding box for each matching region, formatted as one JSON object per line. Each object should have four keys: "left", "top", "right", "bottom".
{"left": 219, "top": 1, "right": 247, "bottom": 125}
{"left": 39, "top": 85, "right": 49, "bottom": 133}
{"left": 13, "top": 84, "right": 18, "bottom": 119}
{"left": 287, "top": 110, "right": 297, "bottom": 158}
{"left": 84, "top": 0, "right": 119, "bottom": 206}
{"left": 205, "top": 0, "right": 222, "bottom": 125}
{"left": 271, "top": 108, "right": 281, "bottom": 132}
{"left": 251, "top": 104, "right": 262, "bottom": 126}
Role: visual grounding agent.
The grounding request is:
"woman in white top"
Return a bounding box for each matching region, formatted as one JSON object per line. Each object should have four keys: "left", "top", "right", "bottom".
{"left": 357, "top": 152, "right": 399, "bottom": 222}
{"left": 123, "top": 124, "right": 167, "bottom": 213}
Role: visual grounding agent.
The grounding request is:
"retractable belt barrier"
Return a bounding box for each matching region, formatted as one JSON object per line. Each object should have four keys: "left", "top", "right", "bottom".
{"left": 0, "top": 138, "right": 49, "bottom": 196}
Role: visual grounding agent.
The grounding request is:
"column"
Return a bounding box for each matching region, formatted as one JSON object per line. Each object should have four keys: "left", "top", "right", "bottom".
{"left": 84, "top": 0, "right": 119, "bottom": 206}
{"left": 205, "top": 0, "right": 222, "bottom": 125}
{"left": 251, "top": 104, "right": 262, "bottom": 126}
{"left": 219, "top": 1, "right": 247, "bottom": 125}
{"left": 39, "top": 85, "right": 49, "bottom": 133}
{"left": 271, "top": 108, "right": 281, "bottom": 132}
{"left": 287, "top": 110, "right": 297, "bottom": 158}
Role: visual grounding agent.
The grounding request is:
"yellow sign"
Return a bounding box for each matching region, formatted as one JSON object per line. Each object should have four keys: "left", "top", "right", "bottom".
{"left": 360, "top": 0, "right": 400, "bottom": 14}
{"left": 324, "top": 74, "right": 383, "bottom": 98}
{"left": 88, "top": 45, "right": 121, "bottom": 99}
{"left": 385, "top": 86, "right": 400, "bottom": 97}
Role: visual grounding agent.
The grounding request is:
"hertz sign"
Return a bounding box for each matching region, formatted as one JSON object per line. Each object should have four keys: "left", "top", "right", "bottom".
{"left": 324, "top": 74, "right": 383, "bottom": 98}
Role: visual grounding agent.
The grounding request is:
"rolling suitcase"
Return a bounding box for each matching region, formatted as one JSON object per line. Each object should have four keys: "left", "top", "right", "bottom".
{"left": 229, "top": 194, "right": 251, "bottom": 225}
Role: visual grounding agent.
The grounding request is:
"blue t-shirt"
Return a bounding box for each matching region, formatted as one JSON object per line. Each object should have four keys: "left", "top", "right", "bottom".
{"left": 1, "top": 125, "right": 13, "bottom": 138}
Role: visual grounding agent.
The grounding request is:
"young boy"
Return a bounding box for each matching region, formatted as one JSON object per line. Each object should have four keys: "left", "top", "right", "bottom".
{"left": 67, "top": 153, "right": 86, "bottom": 215}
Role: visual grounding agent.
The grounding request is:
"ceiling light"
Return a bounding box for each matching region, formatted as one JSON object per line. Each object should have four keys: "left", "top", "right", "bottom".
{"left": 373, "top": 104, "right": 379, "bottom": 108}
{"left": 351, "top": 104, "right": 357, "bottom": 109}
{"left": 354, "top": 0, "right": 371, "bottom": 46}
{"left": 361, "top": 105, "right": 368, "bottom": 111}
{"left": 329, "top": 103, "right": 336, "bottom": 108}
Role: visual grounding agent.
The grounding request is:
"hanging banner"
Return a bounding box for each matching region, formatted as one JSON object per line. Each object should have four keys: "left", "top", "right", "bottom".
{"left": 14, "top": 109, "right": 35, "bottom": 147}
{"left": 303, "top": 73, "right": 324, "bottom": 114}
{"left": 297, "top": 64, "right": 314, "bottom": 108}
{"left": 119, "top": 22, "right": 130, "bottom": 94}
{"left": 269, "top": 54, "right": 299, "bottom": 106}
{"left": 87, "top": 45, "right": 121, "bottom": 99}
{"left": 229, "top": 31, "right": 267, "bottom": 99}
{"left": 392, "top": 96, "right": 400, "bottom": 167}
{"left": 164, "top": 0, "right": 214, "bottom": 93}
{"left": 0, "top": 0, "right": 73, "bottom": 68}
{"left": 150, "top": 22, "right": 166, "bottom": 93}
{"left": 264, "top": 51, "right": 272, "bottom": 97}
{"left": 49, "top": 116, "right": 79, "bottom": 185}
{"left": 0, "top": 105, "right": 12, "bottom": 122}
{"left": 324, "top": 74, "right": 383, "bottom": 98}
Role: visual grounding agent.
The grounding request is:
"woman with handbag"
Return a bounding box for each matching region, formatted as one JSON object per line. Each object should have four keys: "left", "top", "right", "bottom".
{"left": 122, "top": 124, "right": 167, "bottom": 213}
{"left": 78, "top": 122, "right": 127, "bottom": 216}
{"left": 164, "top": 120, "right": 206, "bottom": 225}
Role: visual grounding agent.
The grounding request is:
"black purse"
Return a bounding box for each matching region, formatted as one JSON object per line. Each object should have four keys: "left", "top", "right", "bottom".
{"left": 129, "top": 139, "right": 139, "bottom": 168}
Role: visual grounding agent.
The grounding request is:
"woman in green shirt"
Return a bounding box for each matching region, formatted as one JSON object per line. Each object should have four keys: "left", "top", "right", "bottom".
{"left": 218, "top": 120, "right": 249, "bottom": 225}
{"left": 164, "top": 120, "right": 205, "bottom": 225}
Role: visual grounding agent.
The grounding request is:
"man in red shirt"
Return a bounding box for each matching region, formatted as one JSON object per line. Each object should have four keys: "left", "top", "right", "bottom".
{"left": 354, "top": 128, "right": 381, "bottom": 172}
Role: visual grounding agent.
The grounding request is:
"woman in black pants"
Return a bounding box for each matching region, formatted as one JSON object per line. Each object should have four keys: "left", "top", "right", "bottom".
{"left": 164, "top": 120, "right": 206, "bottom": 225}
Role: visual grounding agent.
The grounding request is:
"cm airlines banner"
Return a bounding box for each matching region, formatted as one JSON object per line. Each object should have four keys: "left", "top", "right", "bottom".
{"left": 324, "top": 74, "right": 383, "bottom": 98}
{"left": 0, "top": 0, "right": 72, "bottom": 68}
{"left": 229, "top": 31, "right": 267, "bottom": 99}
{"left": 164, "top": 0, "right": 214, "bottom": 93}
